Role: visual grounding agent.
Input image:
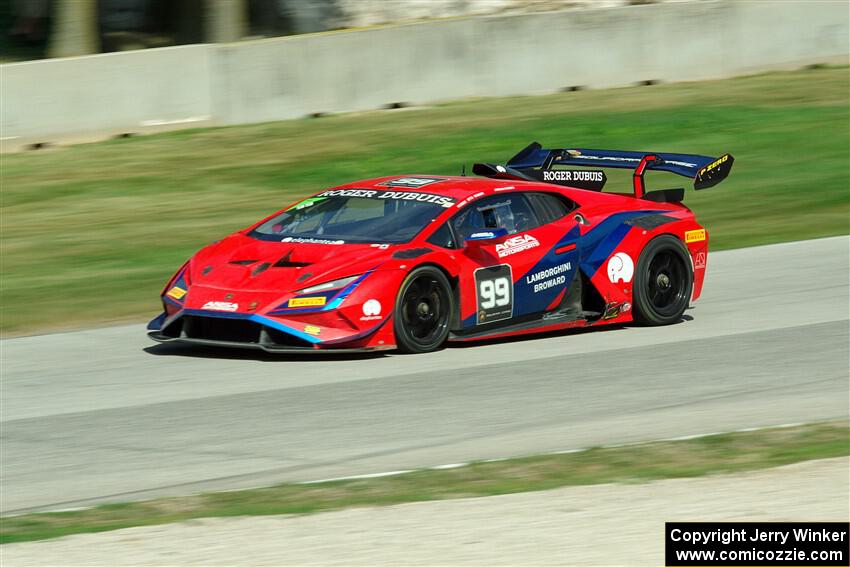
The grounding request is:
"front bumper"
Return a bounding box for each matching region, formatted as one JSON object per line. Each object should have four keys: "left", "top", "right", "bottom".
{"left": 148, "top": 333, "right": 391, "bottom": 353}
{"left": 147, "top": 311, "right": 392, "bottom": 353}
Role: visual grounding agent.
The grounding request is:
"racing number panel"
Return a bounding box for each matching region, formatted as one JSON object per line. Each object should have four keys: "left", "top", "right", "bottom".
{"left": 474, "top": 264, "right": 514, "bottom": 325}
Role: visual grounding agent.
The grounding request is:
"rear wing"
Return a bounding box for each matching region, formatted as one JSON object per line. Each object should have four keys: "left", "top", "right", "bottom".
{"left": 474, "top": 142, "right": 734, "bottom": 200}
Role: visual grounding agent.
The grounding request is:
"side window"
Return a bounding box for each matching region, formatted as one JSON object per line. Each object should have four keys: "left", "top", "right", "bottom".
{"left": 451, "top": 194, "right": 540, "bottom": 241}
{"left": 426, "top": 222, "right": 457, "bottom": 249}
{"left": 527, "top": 192, "right": 576, "bottom": 225}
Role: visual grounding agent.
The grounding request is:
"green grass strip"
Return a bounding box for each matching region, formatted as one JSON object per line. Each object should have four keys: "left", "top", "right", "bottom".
{"left": 1, "top": 420, "right": 847, "bottom": 545}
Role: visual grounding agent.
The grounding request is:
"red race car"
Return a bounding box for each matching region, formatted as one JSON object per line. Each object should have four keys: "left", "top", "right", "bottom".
{"left": 148, "top": 142, "right": 733, "bottom": 354}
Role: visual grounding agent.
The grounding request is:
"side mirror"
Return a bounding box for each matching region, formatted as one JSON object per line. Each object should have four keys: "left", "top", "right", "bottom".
{"left": 464, "top": 228, "right": 509, "bottom": 249}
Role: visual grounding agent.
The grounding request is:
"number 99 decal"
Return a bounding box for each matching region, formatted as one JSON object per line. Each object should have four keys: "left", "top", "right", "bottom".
{"left": 474, "top": 264, "right": 514, "bottom": 325}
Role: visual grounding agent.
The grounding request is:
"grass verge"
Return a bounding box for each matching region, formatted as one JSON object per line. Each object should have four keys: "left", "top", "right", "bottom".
{"left": 1, "top": 420, "right": 847, "bottom": 545}
{"left": 1, "top": 66, "right": 848, "bottom": 335}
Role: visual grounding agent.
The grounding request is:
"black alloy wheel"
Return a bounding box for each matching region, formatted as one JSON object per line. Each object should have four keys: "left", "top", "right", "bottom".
{"left": 394, "top": 266, "right": 453, "bottom": 353}
{"left": 632, "top": 235, "right": 693, "bottom": 325}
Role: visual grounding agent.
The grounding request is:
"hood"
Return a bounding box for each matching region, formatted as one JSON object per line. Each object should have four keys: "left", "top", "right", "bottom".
{"left": 188, "top": 233, "right": 393, "bottom": 293}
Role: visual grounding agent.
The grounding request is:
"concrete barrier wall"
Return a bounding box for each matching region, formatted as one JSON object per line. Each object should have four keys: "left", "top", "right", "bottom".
{"left": 2, "top": 1, "right": 847, "bottom": 148}
{"left": 1, "top": 45, "right": 214, "bottom": 146}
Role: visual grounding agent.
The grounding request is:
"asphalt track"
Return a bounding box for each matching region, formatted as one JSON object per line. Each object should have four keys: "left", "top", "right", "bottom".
{"left": 2, "top": 237, "right": 848, "bottom": 514}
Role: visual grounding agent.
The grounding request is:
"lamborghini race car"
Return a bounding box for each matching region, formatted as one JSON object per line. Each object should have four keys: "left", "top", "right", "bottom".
{"left": 148, "top": 142, "right": 733, "bottom": 354}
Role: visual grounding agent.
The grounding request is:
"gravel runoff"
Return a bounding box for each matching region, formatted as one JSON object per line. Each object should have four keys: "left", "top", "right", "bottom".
{"left": 4, "top": 457, "right": 848, "bottom": 566}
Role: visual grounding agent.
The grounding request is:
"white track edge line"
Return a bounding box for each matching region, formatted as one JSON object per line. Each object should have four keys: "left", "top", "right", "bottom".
{"left": 18, "top": 419, "right": 844, "bottom": 516}
{"left": 292, "top": 420, "right": 838, "bottom": 486}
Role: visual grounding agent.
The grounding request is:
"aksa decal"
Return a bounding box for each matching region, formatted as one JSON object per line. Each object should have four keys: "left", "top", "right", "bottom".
{"left": 685, "top": 229, "right": 706, "bottom": 243}
{"left": 288, "top": 296, "right": 327, "bottom": 308}
{"left": 202, "top": 301, "right": 239, "bottom": 312}
{"left": 496, "top": 234, "right": 539, "bottom": 258}
{"left": 694, "top": 252, "right": 707, "bottom": 270}
{"left": 360, "top": 299, "right": 382, "bottom": 321}
{"left": 166, "top": 286, "right": 187, "bottom": 300}
{"left": 607, "top": 252, "right": 634, "bottom": 284}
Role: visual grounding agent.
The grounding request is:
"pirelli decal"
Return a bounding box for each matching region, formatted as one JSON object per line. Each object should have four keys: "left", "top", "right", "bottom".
{"left": 288, "top": 296, "right": 327, "bottom": 308}
{"left": 685, "top": 229, "right": 706, "bottom": 243}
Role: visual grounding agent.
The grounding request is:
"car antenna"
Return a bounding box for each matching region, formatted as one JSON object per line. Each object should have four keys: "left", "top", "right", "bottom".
{"left": 461, "top": 164, "right": 466, "bottom": 176}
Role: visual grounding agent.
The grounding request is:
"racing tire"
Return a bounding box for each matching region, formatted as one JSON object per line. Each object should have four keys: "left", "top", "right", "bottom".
{"left": 394, "top": 266, "right": 453, "bottom": 354}
{"left": 632, "top": 235, "right": 693, "bottom": 326}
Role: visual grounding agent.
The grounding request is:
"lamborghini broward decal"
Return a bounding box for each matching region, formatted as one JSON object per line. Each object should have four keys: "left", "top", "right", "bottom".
{"left": 525, "top": 262, "right": 572, "bottom": 293}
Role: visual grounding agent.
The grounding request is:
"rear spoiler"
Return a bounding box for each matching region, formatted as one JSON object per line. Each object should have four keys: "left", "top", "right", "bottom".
{"left": 474, "top": 142, "right": 734, "bottom": 200}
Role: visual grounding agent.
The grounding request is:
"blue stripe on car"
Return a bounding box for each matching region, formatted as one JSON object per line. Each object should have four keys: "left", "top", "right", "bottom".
{"left": 461, "top": 211, "right": 665, "bottom": 328}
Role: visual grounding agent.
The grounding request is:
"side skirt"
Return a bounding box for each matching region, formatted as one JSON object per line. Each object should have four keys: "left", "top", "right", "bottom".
{"left": 448, "top": 313, "right": 594, "bottom": 343}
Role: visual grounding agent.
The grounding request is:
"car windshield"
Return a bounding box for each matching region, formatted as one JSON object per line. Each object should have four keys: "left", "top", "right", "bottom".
{"left": 249, "top": 192, "right": 452, "bottom": 244}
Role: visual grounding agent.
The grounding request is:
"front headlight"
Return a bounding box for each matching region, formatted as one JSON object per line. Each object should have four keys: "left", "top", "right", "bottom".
{"left": 297, "top": 275, "right": 360, "bottom": 295}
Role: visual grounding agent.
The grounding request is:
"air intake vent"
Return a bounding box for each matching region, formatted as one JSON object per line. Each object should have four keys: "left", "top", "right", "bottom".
{"left": 229, "top": 259, "right": 258, "bottom": 266}
{"left": 180, "top": 316, "right": 313, "bottom": 348}
{"left": 274, "top": 250, "right": 311, "bottom": 268}
{"left": 183, "top": 316, "right": 261, "bottom": 343}
{"left": 251, "top": 262, "right": 272, "bottom": 277}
